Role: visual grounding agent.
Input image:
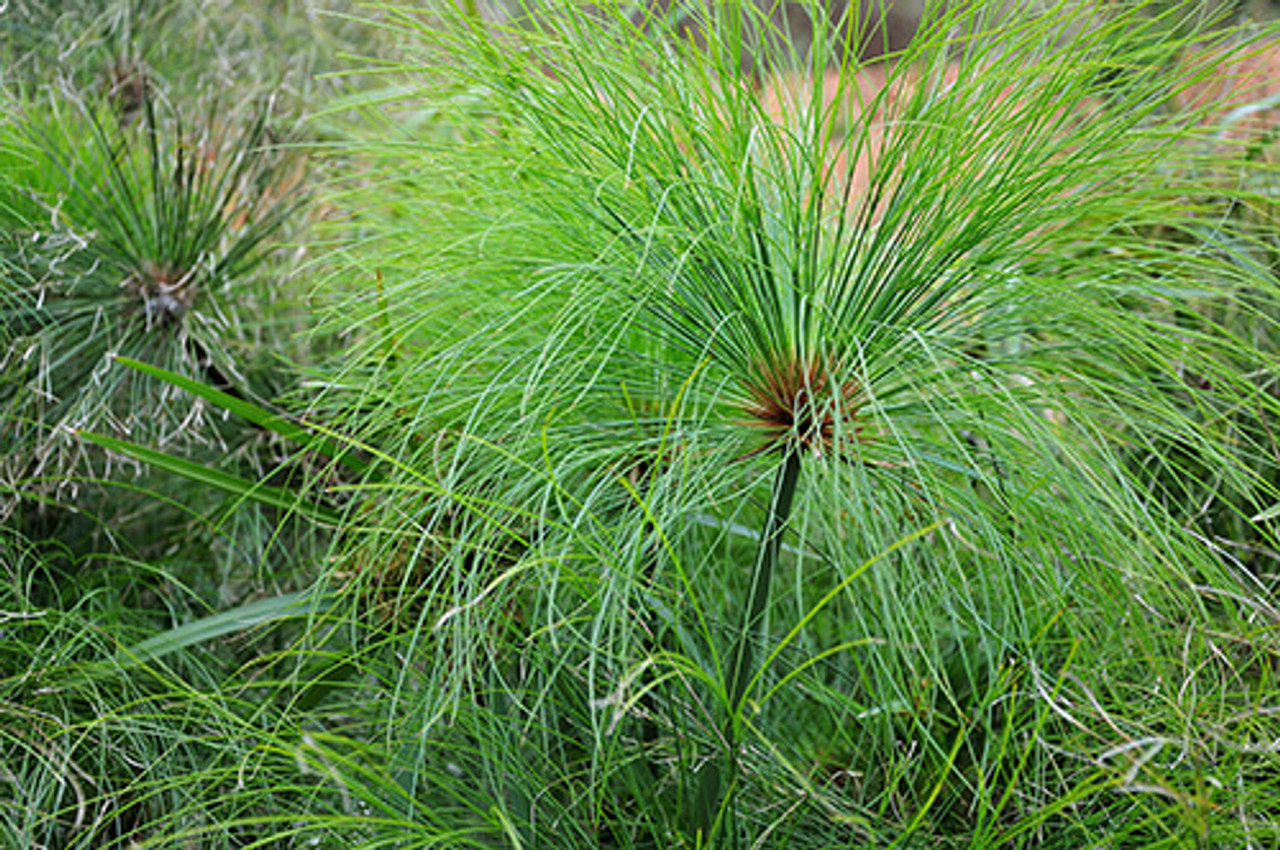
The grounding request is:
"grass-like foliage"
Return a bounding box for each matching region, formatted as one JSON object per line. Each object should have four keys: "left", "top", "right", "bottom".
{"left": 0, "top": 88, "right": 304, "bottom": 507}
{"left": 6, "top": 0, "right": 1280, "bottom": 846}
{"left": 293, "top": 0, "right": 1280, "bottom": 845}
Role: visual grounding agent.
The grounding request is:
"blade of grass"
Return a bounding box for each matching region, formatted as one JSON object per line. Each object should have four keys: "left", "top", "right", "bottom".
{"left": 74, "top": 428, "right": 341, "bottom": 525}
{"left": 112, "top": 354, "right": 369, "bottom": 475}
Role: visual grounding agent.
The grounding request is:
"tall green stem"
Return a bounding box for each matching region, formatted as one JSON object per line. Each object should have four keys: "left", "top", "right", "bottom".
{"left": 698, "top": 446, "right": 802, "bottom": 845}
{"left": 727, "top": 446, "right": 803, "bottom": 715}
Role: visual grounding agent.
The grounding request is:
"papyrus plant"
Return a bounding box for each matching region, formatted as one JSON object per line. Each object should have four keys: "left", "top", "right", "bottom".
{"left": 318, "top": 0, "right": 1280, "bottom": 844}
{"left": 0, "top": 89, "right": 304, "bottom": 511}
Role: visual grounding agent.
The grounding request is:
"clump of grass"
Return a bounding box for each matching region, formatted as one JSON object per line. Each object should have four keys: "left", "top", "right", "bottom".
{"left": 7, "top": 0, "right": 1280, "bottom": 847}
{"left": 301, "top": 0, "right": 1280, "bottom": 845}
{"left": 0, "top": 87, "right": 305, "bottom": 514}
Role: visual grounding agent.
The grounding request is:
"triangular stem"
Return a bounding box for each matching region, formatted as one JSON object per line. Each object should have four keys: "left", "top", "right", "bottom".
{"left": 701, "top": 445, "right": 802, "bottom": 845}
{"left": 727, "top": 445, "right": 803, "bottom": 715}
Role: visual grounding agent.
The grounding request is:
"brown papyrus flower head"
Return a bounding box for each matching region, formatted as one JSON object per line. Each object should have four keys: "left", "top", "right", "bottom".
{"left": 740, "top": 353, "right": 867, "bottom": 458}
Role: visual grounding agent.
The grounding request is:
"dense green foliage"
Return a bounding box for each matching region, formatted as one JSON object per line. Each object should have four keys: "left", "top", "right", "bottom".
{"left": 5, "top": 0, "right": 1280, "bottom": 847}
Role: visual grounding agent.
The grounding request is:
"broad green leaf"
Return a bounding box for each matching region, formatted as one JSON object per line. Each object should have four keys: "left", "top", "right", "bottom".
{"left": 74, "top": 428, "right": 341, "bottom": 526}
{"left": 112, "top": 355, "right": 369, "bottom": 475}
{"left": 118, "top": 590, "right": 337, "bottom": 667}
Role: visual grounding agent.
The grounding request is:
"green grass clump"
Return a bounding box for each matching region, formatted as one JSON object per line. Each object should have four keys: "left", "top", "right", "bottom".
{"left": 1, "top": 89, "right": 302, "bottom": 468}
{"left": 307, "top": 0, "right": 1280, "bottom": 845}
{"left": 5, "top": 0, "right": 1280, "bottom": 847}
